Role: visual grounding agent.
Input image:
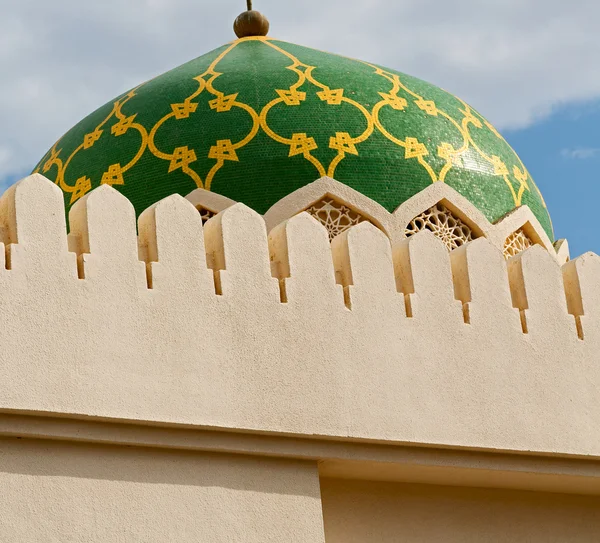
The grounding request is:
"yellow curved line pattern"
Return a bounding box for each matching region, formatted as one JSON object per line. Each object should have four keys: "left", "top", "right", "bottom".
{"left": 148, "top": 39, "right": 262, "bottom": 190}
{"left": 457, "top": 100, "right": 522, "bottom": 206}
{"left": 437, "top": 110, "right": 470, "bottom": 181}
{"left": 261, "top": 39, "right": 374, "bottom": 179}
{"left": 182, "top": 165, "right": 203, "bottom": 188}
{"left": 327, "top": 97, "right": 374, "bottom": 178}
{"left": 121, "top": 125, "right": 148, "bottom": 173}
{"left": 146, "top": 42, "right": 240, "bottom": 186}
{"left": 259, "top": 100, "right": 294, "bottom": 145}
{"left": 372, "top": 100, "right": 438, "bottom": 183}
{"left": 57, "top": 89, "right": 140, "bottom": 193}
{"left": 42, "top": 34, "right": 540, "bottom": 221}
{"left": 257, "top": 42, "right": 326, "bottom": 177}
{"left": 307, "top": 155, "right": 327, "bottom": 178}
{"left": 205, "top": 102, "right": 261, "bottom": 190}
{"left": 112, "top": 97, "right": 149, "bottom": 174}
{"left": 148, "top": 113, "right": 176, "bottom": 160}
{"left": 38, "top": 139, "right": 64, "bottom": 183}
{"left": 366, "top": 62, "right": 470, "bottom": 184}
{"left": 458, "top": 97, "right": 536, "bottom": 207}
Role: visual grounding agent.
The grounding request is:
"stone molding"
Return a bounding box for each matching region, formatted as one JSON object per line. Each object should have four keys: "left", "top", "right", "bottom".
{"left": 489, "top": 205, "right": 555, "bottom": 254}
{"left": 184, "top": 187, "right": 237, "bottom": 215}
{"left": 263, "top": 176, "right": 395, "bottom": 236}
{"left": 392, "top": 181, "right": 492, "bottom": 241}
{"left": 263, "top": 177, "right": 561, "bottom": 259}
{"left": 2, "top": 412, "right": 600, "bottom": 496}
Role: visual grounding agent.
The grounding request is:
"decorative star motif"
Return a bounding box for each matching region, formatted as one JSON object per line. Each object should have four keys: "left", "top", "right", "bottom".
{"left": 101, "top": 164, "right": 124, "bottom": 186}
{"left": 329, "top": 132, "right": 358, "bottom": 155}
{"left": 415, "top": 99, "right": 438, "bottom": 116}
{"left": 209, "top": 93, "right": 239, "bottom": 113}
{"left": 437, "top": 142, "right": 453, "bottom": 160}
{"left": 169, "top": 146, "right": 198, "bottom": 172}
{"left": 404, "top": 137, "right": 428, "bottom": 159}
{"left": 208, "top": 140, "right": 239, "bottom": 162}
{"left": 111, "top": 115, "right": 137, "bottom": 137}
{"left": 276, "top": 89, "right": 306, "bottom": 106}
{"left": 289, "top": 133, "right": 317, "bottom": 157}
{"left": 438, "top": 142, "right": 462, "bottom": 166}
{"left": 513, "top": 166, "right": 529, "bottom": 190}
{"left": 491, "top": 156, "right": 509, "bottom": 176}
{"left": 83, "top": 129, "right": 103, "bottom": 150}
{"left": 70, "top": 176, "right": 92, "bottom": 204}
{"left": 378, "top": 92, "right": 407, "bottom": 110}
{"left": 317, "top": 88, "right": 344, "bottom": 105}
{"left": 171, "top": 102, "right": 198, "bottom": 119}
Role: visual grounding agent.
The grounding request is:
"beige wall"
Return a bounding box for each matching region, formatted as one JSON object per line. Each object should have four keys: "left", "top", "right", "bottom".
{"left": 0, "top": 175, "right": 599, "bottom": 540}
{"left": 3, "top": 432, "right": 600, "bottom": 543}
{"left": 0, "top": 437, "right": 325, "bottom": 543}
{"left": 0, "top": 177, "right": 598, "bottom": 458}
{"left": 4, "top": 432, "right": 599, "bottom": 543}
{"left": 321, "top": 478, "right": 600, "bottom": 543}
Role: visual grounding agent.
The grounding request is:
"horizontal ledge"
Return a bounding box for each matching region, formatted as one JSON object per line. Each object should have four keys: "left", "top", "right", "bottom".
{"left": 0, "top": 410, "right": 599, "bottom": 496}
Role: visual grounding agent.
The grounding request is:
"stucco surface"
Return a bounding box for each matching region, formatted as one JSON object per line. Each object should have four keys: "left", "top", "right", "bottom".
{"left": 0, "top": 437, "right": 325, "bottom": 542}
{"left": 321, "top": 478, "right": 600, "bottom": 542}
{"left": 263, "top": 177, "right": 556, "bottom": 258}
{"left": 0, "top": 175, "right": 598, "bottom": 458}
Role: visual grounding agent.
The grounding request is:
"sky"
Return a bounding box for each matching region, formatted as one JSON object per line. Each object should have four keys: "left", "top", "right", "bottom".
{"left": 1, "top": 0, "right": 599, "bottom": 256}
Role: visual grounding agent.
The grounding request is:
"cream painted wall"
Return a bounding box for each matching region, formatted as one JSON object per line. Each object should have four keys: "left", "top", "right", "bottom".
{"left": 0, "top": 176, "right": 598, "bottom": 459}
{"left": 0, "top": 176, "right": 599, "bottom": 541}
{"left": 321, "top": 478, "right": 600, "bottom": 542}
{"left": 0, "top": 437, "right": 325, "bottom": 542}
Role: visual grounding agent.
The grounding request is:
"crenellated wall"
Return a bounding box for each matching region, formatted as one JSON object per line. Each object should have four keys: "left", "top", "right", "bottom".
{"left": 0, "top": 174, "right": 599, "bottom": 458}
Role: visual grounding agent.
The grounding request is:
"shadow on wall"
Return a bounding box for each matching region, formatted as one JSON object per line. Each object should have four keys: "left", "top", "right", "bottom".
{"left": 0, "top": 436, "right": 319, "bottom": 496}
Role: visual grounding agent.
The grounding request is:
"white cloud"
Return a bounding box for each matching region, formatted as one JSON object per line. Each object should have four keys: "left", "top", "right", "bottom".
{"left": 560, "top": 147, "right": 600, "bottom": 160}
{"left": 1, "top": 0, "right": 600, "bottom": 184}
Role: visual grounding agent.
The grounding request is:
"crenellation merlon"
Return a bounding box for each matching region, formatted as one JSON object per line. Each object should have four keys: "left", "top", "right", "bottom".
{"left": 507, "top": 245, "right": 577, "bottom": 338}
{"left": 562, "top": 252, "right": 600, "bottom": 342}
{"left": 138, "top": 194, "right": 214, "bottom": 294}
{"left": 0, "top": 176, "right": 593, "bottom": 335}
{"left": 268, "top": 212, "right": 341, "bottom": 306}
{"left": 0, "top": 175, "right": 598, "bottom": 457}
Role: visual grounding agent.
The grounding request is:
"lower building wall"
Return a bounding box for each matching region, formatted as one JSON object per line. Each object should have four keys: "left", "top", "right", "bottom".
{"left": 0, "top": 438, "right": 325, "bottom": 543}
{"left": 4, "top": 435, "right": 600, "bottom": 542}
{"left": 320, "top": 478, "right": 600, "bottom": 543}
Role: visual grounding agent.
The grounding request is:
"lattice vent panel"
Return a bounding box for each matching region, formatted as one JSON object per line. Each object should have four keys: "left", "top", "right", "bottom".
{"left": 305, "top": 197, "right": 368, "bottom": 241}
{"left": 196, "top": 206, "right": 217, "bottom": 225}
{"left": 503, "top": 228, "right": 533, "bottom": 258}
{"left": 405, "top": 203, "right": 474, "bottom": 250}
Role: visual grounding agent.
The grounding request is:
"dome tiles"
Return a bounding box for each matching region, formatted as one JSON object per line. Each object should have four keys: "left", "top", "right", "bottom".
{"left": 34, "top": 36, "right": 553, "bottom": 240}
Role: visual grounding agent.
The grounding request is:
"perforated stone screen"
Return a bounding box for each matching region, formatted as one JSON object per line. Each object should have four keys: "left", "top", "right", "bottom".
{"left": 405, "top": 203, "right": 473, "bottom": 250}
{"left": 305, "top": 198, "right": 367, "bottom": 241}
{"left": 504, "top": 228, "right": 533, "bottom": 258}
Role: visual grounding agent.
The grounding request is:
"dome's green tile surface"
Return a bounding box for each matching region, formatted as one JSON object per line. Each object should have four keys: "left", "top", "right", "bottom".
{"left": 34, "top": 36, "right": 553, "bottom": 239}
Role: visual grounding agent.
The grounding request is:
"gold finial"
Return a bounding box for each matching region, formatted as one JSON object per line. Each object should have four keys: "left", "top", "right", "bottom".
{"left": 234, "top": 1, "right": 270, "bottom": 38}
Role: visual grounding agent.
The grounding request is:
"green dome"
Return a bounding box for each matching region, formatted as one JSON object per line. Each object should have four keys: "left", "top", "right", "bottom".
{"left": 34, "top": 36, "right": 553, "bottom": 240}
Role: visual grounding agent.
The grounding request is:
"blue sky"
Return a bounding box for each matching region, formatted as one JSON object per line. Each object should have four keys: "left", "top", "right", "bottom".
{"left": 506, "top": 100, "right": 600, "bottom": 257}
{"left": 1, "top": 0, "right": 599, "bottom": 257}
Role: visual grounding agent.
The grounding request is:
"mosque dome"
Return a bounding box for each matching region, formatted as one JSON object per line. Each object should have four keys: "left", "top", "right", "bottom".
{"left": 33, "top": 35, "right": 553, "bottom": 240}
